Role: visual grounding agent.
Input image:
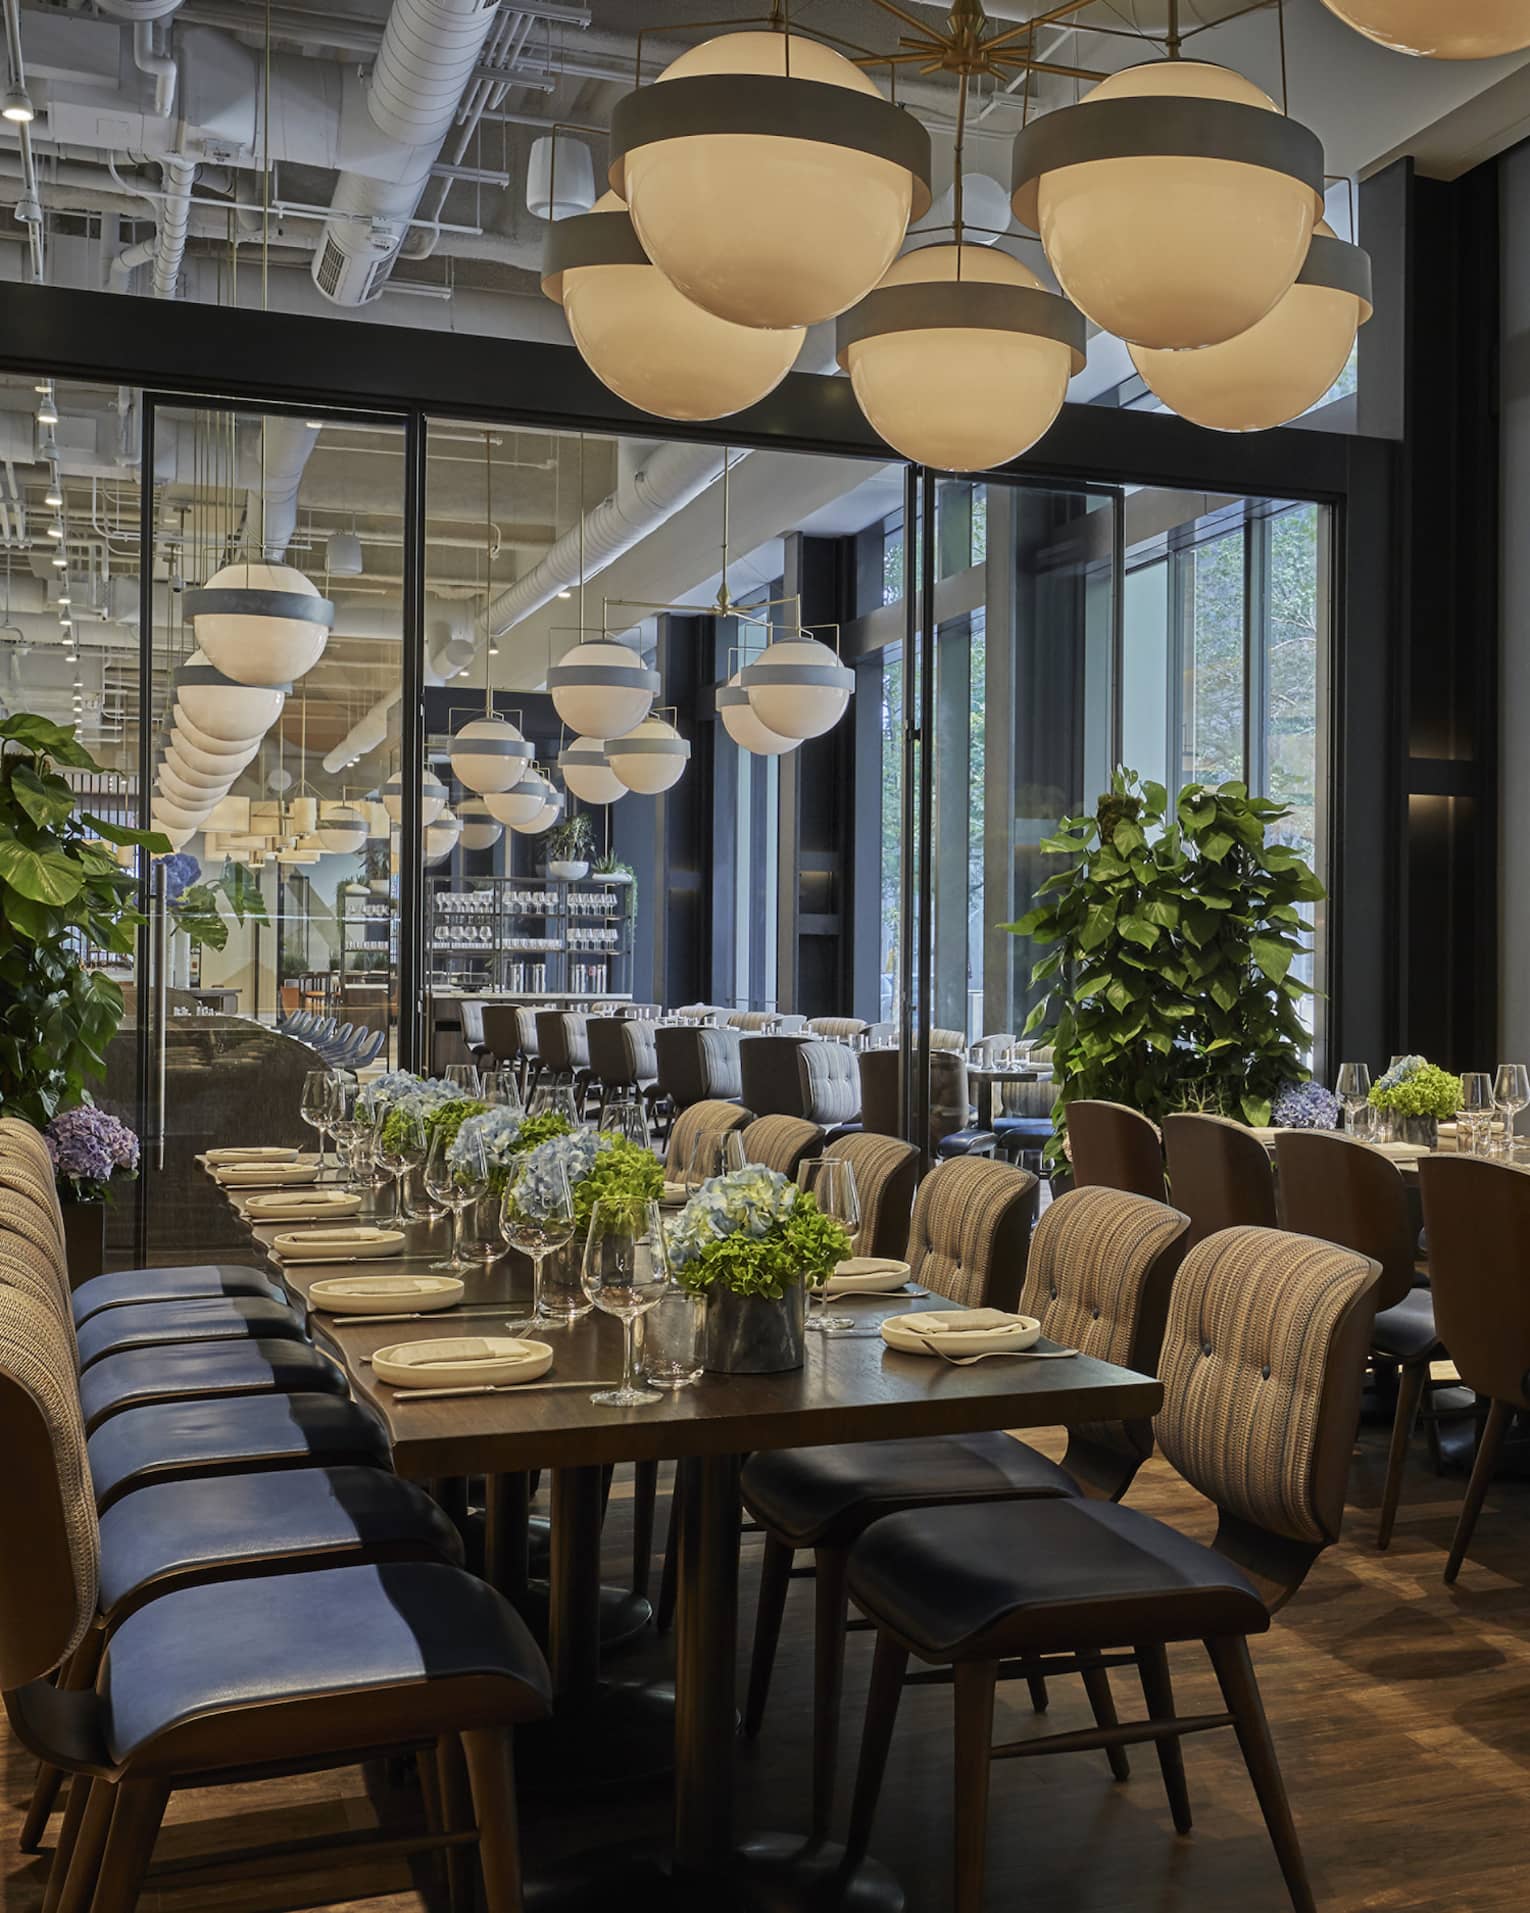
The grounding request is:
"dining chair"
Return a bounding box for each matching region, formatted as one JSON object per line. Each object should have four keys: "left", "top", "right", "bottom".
{"left": 842, "top": 1225, "right": 1379, "bottom": 1913}
{"left": 1276, "top": 1130, "right": 1440, "bottom": 1549}
{"left": 740, "top": 1157, "right": 1048, "bottom": 1835}
{"left": 586, "top": 1016, "right": 661, "bottom": 1125}
{"left": 1065, "top": 1100, "right": 1167, "bottom": 1200}
{"left": 857, "top": 1050, "right": 998, "bottom": 1161}
{"left": 738, "top": 1033, "right": 813, "bottom": 1118}
{"left": 822, "top": 1133, "right": 920, "bottom": 1262}
{"left": 1163, "top": 1112, "right": 1278, "bottom": 1243}
{"left": 806, "top": 1017, "right": 869, "bottom": 1043}
{"left": 664, "top": 1099, "right": 753, "bottom": 1179}
{"left": 929, "top": 1027, "right": 967, "bottom": 1054}
{"left": 654, "top": 1025, "right": 743, "bottom": 1114}
{"left": 535, "top": 1012, "right": 591, "bottom": 1108}
{"left": 742, "top": 1116, "right": 825, "bottom": 1181}
{"left": 1417, "top": 1155, "right": 1530, "bottom": 1582}
{"left": 796, "top": 1041, "right": 861, "bottom": 1135}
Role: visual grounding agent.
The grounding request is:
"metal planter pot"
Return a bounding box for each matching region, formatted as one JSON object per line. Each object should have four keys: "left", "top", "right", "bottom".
{"left": 704, "top": 1284, "right": 805, "bottom": 1375}
{"left": 1395, "top": 1115, "right": 1439, "bottom": 1149}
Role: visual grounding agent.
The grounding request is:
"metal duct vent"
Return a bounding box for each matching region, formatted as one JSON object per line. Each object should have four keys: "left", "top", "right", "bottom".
{"left": 315, "top": 233, "right": 389, "bottom": 306}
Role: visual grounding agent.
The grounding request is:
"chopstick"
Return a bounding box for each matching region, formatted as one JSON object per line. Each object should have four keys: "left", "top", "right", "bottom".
{"left": 391, "top": 1378, "right": 606, "bottom": 1401}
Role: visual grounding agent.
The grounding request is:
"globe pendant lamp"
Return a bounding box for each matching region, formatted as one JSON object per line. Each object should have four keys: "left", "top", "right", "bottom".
{"left": 175, "top": 651, "right": 287, "bottom": 744}
{"left": 316, "top": 803, "right": 369, "bottom": 854}
{"left": 837, "top": 244, "right": 1085, "bottom": 471}
{"left": 457, "top": 798, "right": 504, "bottom": 851}
{"left": 607, "top": 716, "right": 692, "bottom": 796}
{"left": 559, "top": 736, "right": 629, "bottom": 805}
{"left": 383, "top": 767, "right": 448, "bottom": 827}
{"left": 448, "top": 713, "right": 533, "bottom": 795}
{"left": 1129, "top": 222, "right": 1373, "bottom": 431}
{"left": 158, "top": 764, "right": 228, "bottom": 809}
{"left": 171, "top": 707, "right": 262, "bottom": 760}
{"left": 1011, "top": 62, "right": 1324, "bottom": 349}
{"left": 514, "top": 784, "right": 564, "bottom": 835}
{"left": 165, "top": 743, "right": 244, "bottom": 793}
{"left": 1317, "top": 0, "right": 1530, "bottom": 56}
{"left": 610, "top": 30, "right": 932, "bottom": 330}
{"left": 424, "top": 809, "right": 463, "bottom": 865}
{"left": 717, "top": 675, "right": 800, "bottom": 756}
{"left": 548, "top": 635, "right": 660, "bottom": 740}
{"left": 740, "top": 635, "right": 853, "bottom": 741}
{"left": 543, "top": 192, "right": 805, "bottom": 420}
{"left": 485, "top": 771, "right": 553, "bottom": 829}
{"left": 151, "top": 794, "right": 212, "bottom": 833}
{"left": 186, "top": 561, "right": 335, "bottom": 688}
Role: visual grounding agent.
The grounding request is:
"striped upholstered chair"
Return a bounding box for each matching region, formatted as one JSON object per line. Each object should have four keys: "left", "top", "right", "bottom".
{"left": 742, "top": 1116, "right": 825, "bottom": 1181}
{"left": 664, "top": 1099, "right": 752, "bottom": 1180}
{"left": 823, "top": 1133, "right": 920, "bottom": 1262}
{"left": 842, "top": 1226, "right": 1379, "bottom": 1913}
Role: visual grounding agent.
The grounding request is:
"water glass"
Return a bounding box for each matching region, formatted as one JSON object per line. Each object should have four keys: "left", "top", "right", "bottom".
{"left": 327, "top": 1079, "right": 364, "bottom": 1190}
{"left": 600, "top": 1098, "right": 651, "bottom": 1149}
{"left": 638, "top": 1277, "right": 705, "bottom": 1390}
{"left": 1493, "top": 1063, "right": 1530, "bottom": 1157}
{"left": 500, "top": 1155, "right": 577, "bottom": 1332}
{"left": 529, "top": 1082, "right": 582, "bottom": 1127}
{"left": 1335, "top": 1062, "right": 1372, "bottom": 1138}
{"left": 425, "top": 1125, "right": 488, "bottom": 1275}
{"left": 799, "top": 1157, "right": 861, "bottom": 1336}
{"left": 582, "top": 1199, "right": 670, "bottom": 1407}
{"left": 444, "top": 1063, "right": 483, "bottom": 1097}
{"left": 481, "top": 1068, "right": 524, "bottom": 1114}
{"left": 1459, "top": 1072, "right": 1495, "bottom": 1157}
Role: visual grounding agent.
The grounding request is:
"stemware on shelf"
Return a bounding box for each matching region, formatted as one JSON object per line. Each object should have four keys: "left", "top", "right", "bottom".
{"left": 376, "top": 1103, "right": 428, "bottom": 1223}
{"left": 500, "top": 1155, "right": 577, "bottom": 1334}
{"left": 1459, "top": 1072, "right": 1495, "bottom": 1158}
{"left": 1335, "top": 1062, "right": 1373, "bottom": 1139}
{"left": 582, "top": 1198, "right": 670, "bottom": 1407}
{"left": 425, "top": 1125, "right": 488, "bottom": 1276}
{"left": 1493, "top": 1062, "right": 1530, "bottom": 1158}
{"left": 798, "top": 1156, "right": 861, "bottom": 1336}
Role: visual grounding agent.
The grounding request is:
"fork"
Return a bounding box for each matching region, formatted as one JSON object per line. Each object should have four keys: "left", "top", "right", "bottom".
{"left": 907, "top": 1332, "right": 1079, "bottom": 1367}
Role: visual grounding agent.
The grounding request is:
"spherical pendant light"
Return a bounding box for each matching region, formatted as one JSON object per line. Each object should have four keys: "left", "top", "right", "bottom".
{"left": 543, "top": 192, "right": 805, "bottom": 420}
{"left": 382, "top": 768, "right": 447, "bottom": 827}
{"left": 151, "top": 794, "right": 212, "bottom": 833}
{"left": 175, "top": 650, "right": 287, "bottom": 743}
{"left": 1012, "top": 63, "right": 1324, "bottom": 350}
{"left": 611, "top": 31, "right": 931, "bottom": 330}
{"left": 316, "top": 803, "right": 369, "bottom": 854}
{"left": 171, "top": 707, "right": 261, "bottom": 759}
{"left": 1129, "top": 223, "right": 1373, "bottom": 432}
{"left": 548, "top": 635, "right": 660, "bottom": 740}
{"left": 513, "top": 784, "right": 564, "bottom": 835}
{"left": 424, "top": 809, "right": 462, "bottom": 865}
{"left": 1317, "top": 0, "right": 1530, "bottom": 56}
{"left": 457, "top": 798, "right": 504, "bottom": 852}
{"left": 607, "top": 716, "right": 692, "bottom": 795}
{"left": 164, "top": 744, "right": 241, "bottom": 794}
{"left": 559, "top": 736, "right": 630, "bottom": 805}
{"left": 485, "top": 771, "right": 553, "bottom": 829}
{"left": 158, "top": 763, "right": 229, "bottom": 809}
{"left": 448, "top": 713, "right": 534, "bottom": 795}
{"left": 186, "top": 561, "right": 335, "bottom": 688}
{"left": 837, "top": 244, "right": 1085, "bottom": 471}
{"left": 740, "top": 636, "right": 854, "bottom": 741}
{"left": 717, "top": 674, "right": 801, "bottom": 756}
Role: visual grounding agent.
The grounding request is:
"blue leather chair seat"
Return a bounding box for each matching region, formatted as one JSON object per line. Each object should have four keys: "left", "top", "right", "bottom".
{"left": 75, "top": 1297, "right": 307, "bottom": 1372}
{"left": 79, "top": 1339, "right": 347, "bottom": 1435}
{"left": 97, "top": 1468, "right": 463, "bottom": 1621}
{"left": 88, "top": 1393, "right": 390, "bottom": 1514}
{"left": 848, "top": 1498, "right": 1270, "bottom": 1660}
{"left": 1371, "top": 1287, "right": 1441, "bottom": 1363}
{"left": 71, "top": 1264, "right": 287, "bottom": 1327}
{"left": 100, "top": 1562, "right": 552, "bottom": 1769}
{"left": 742, "top": 1431, "right": 1076, "bottom": 1551}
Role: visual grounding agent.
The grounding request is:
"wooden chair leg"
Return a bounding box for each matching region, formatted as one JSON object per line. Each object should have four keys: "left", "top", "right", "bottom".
{"left": 811, "top": 1545, "right": 852, "bottom": 1841}
{"left": 844, "top": 1633, "right": 910, "bottom": 1867}
{"left": 1080, "top": 1650, "right": 1130, "bottom": 1781}
{"left": 953, "top": 1661, "right": 998, "bottom": 1913}
{"left": 1206, "top": 1637, "right": 1314, "bottom": 1913}
{"left": 81, "top": 1781, "right": 170, "bottom": 1913}
{"left": 1137, "top": 1643, "right": 1192, "bottom": 1834}
{"left": 1446, "top": 1396, "right": 1512, "bottom": 1585}
{"left": 52, "top": 1779, "right": 115, "bottom": 1913}
{"left": 742, "top": 1533, "right": 794, "bottom": 1739}
{"left": 462, "top": 1728, "right": 525, "bottom": 1913}
{"left": 436, "top": 1733, "right": 476, "bottom": 1913}
{"left": 1025, "top": 1672, "right": 1049, "bottom": 1712}
{"left": 631, "top": 1459, "right": 659, "bottom": 1602}
{"left": 40, "top": 1776, "right": 87, "bottom": 1913}
{"left": 1377, "top": 1358, "right": 1427, "bottom": 1550}
{"left": 22, "top": 1629, "right": 103, "bottom": 1853}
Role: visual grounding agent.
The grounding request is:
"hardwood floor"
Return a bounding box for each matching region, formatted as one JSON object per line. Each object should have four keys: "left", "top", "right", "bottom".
{"left": 6, "top": 1411, "right": 1529, "bottom": 1912}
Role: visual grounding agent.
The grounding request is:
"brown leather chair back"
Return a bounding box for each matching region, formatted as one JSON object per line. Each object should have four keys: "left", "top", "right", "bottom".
{"left": 739, "top": 1034, "right": 811, "bottom": 1119}
{"left": 928, "top": 1050, "right": 973, "bottom": 1152}
{"left": 1067, "top": 1100, "right": 1166, "bottom": 1201}
{"left": 588, "top": 1017, "right": 655, "bottom": 1092}
{"left": 1157, "top": 1226, "right": 1378, "bottom": 1606}
{"left": 656, "top": 1026, "right": 742, "bottom": 1109}
{"left": 1018, "top": 1186, "right": 1191, "bottom": 1496}
{"left": 536, "top": 1011, "right": 589, "bottom": 1075}
{"left": 1162, "top": 1112, "right": 1277, "bottom": 1246}
{"left": 857, "top": 1047, "right": 901, "bottom": 1136}
{"left": 743, "top": 1116, "right": 825, "bottom": 1181}
{"left": 479, "top": 1004, "right": 522, "bottom": 1068}
{"left": 665, "top": 1099, "right": 752, "bottom": 1178}
{"left": 906, "top": 1157, "right": 1038, "bottom": 1313}
{"left": 1275, "top": 1130, "right": 1417, "bottom": 1314}
{"left": 824, "top": 1133, "right": 919, "bottom": 1262}
{"left": 1418, "top": 1156, "right": 1530, "bottom": 1411}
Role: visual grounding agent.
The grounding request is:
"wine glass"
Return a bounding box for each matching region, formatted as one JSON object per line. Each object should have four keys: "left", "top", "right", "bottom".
{"left": 327, "top": 1078, "right": 364, "bottom": 1191}
{"left": 581, "top": 1198, "right": 670, "bottom": 1407}
{"left": 482, "top": 1069, "right": 524, "bottom": 1115}
{"left": 445, "top": 1063, "right": 483, "bottom": 1097}
{"left": 685, "top": 1126, "right": 746, "bottom": 1193}
{"left": 529, "top": 1082, "right": 582, "bottom": 1127}
{"left": 500, "top": 1154, "right": 577, "bottom": 1333}
{"left": 1335, "top": 1063, "right": 1372, "bottom": 1137}
{"left": 300, "top": 1069, "right": 336, "bottom": 1175}
{"left": 1459, "top": 1072, "right": 1495, "bottom": 1158}
{"left": 798, "top": 1157, "right": 861, "bottom": 1336}
{"left": 376, "top": 1102, "right": 428, "bottom": 1222}
{"left": 600, "top": 1098, "right": 651, "bottom": 1149}
{"left": 1494, "top": 1063, "right": 1530, "bottom": 1157}
{"left": 425, "top": 1125, "right": 488, "bottom": 1275}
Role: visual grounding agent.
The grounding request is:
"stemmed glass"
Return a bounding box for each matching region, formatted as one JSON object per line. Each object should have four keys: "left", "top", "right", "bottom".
{"left": 1459, "top": 1073, "right": 1495, "bottom": 1158}
{"left": 500, "top": 1155, "right": 577, "bottom": 1334}
{"left": 581, "top": 1198, "right": 670, "bottom": 1407}
{"left": 328, "top": 1079, "right": 364, "bottom": 1191}
{"left": 300, "top": 1069, "right": 336, "bottom": 1175}
{"left": 425, "top": 1125, "right": 488, "bottom": 1275}
{"left": 600, "top": 1098, "right": 651, "bottom": 1148}
{"left": 799, "top": 1157, "right": 861, "bottom": 1336}
{"left": 529, "top": 1082, "right": 582, "bottom": 1127}
{"left": 685, "top": 1127, "right": 746, "bottom": 1194}
{"left": 1494, "top": 1064, "right": 1530, "bottom": 1158}
{"left": 445, "top": 1063, "right": 483, "bottom": 1097}
{"left": 376, "top": 1103, "right": 428, "bottom": 1222}
{"left": 1335, "top": 1063, "right": 1372, "bottom": 1138}
{"left": 482, "top": 1069, "right": 524, "bottom": 1115}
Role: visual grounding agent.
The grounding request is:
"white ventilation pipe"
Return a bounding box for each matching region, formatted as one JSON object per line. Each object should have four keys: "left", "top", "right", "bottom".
{"left": 95, "top": 0, "right": 184, "bottom": 118}
{"left": 245, "top": 416, "right": 321, "bottom": 562}
{"left": 150, "top": 154, "right": 195, "bottom": 297}
{"left": 320, "top": 615, "right": 477, "bottom": 773}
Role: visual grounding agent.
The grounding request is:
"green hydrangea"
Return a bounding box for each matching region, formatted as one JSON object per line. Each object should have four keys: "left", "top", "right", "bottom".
{"left": 577, "top": 1135, "right": 664, "bottom": 1229}
{"left": 1369, "top": 1062, "right": 1462, "bottom": 1119}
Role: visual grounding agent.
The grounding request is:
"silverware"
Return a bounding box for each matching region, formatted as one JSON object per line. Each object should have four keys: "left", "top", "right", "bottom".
{"left": 349, "top": 1307, "right": 526, "bottom": 1333}
{"left": 906, "top": 1330, "right": 1079, "bottom": 1366}
{"left": 392, "top": 1378, "right": 608, "bottom": 1401}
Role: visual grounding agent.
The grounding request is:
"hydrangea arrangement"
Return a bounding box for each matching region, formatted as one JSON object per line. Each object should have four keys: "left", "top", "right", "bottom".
{"left": 448, "top": 1106, "right": 574, "bottom": 1192}
{"left": 159, "top": 851, "right": 201, "bottom": 906}
{"left": 1370, "top": 1058, "right": 1463, "bottom": 1119}
{"left": 358, "top": 1070, "right": 436, "bottom": 1119}
{"left": 1271, "top": 1081, "right": 1341, "bottom": 1130}
{"left": 379, "top": 1085, "right": 477, "bottom": 1154}
{"left": 44, "top": 1106, "right": 140, "bottom": 1202}
{"left": 504, "top": 1130, "right": 665, "bottom": 1226}
{"left": 666, "top": 1165, "right": 851, "bottom": 1301}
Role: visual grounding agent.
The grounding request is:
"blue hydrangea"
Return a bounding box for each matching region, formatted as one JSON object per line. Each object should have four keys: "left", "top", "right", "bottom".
{"left": 509, "top": 1129, "right": 610, "bottom": 1217}
{"left": 665, "top": 1165, "right": 797, "bottom": 1270}
{"left": 159, "top": 851, "right": 201, "bottom": 905}
{"left": 358, "top": 1070, "right": 437, "bottom": 1118}
{"left": 1271, "top": 1081, "right": 1341, "bottom": 1130}
{"left": 1374, "top": 1055, "right": 1427, "bottom": 1093}
{"left": 44, "top": 1106, "right": 139, "bottom": 1195}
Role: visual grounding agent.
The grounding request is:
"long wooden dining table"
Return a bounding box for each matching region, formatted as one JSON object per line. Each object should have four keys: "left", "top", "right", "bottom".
{"left": 214, "top": 1163, "right": 1163, "bottom": 1910}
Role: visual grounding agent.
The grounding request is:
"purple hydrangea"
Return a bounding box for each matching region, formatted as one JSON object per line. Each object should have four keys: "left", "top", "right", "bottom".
{"left": 44, "top": 1106, "right": 140, "bottom": 1198}
{"left": 1271, "top": 1081, "right": 1341, "bottom": 1131}
{"left": 159, "top": 851, "right": 201, "bottom": 905}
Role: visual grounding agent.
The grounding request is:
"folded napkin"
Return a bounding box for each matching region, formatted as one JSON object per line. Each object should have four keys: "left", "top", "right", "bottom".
{"left": 207, "top": 1146, "right": 297, "bottom": 1164}
{"left": 395, "top": 1337, "right": 537, "bottom": 1368}
{"left": 910, "top": 1308, "right": 1022, "bottom": 1335}
{"left": 324, "top": 1277, "right": 450, "bottom": 1296}
{"left": 836, "top": 1257, "right": 907, "bottom": 1278}
{"left": 278, "top": 1226, "right": 395, "bottom": 1245}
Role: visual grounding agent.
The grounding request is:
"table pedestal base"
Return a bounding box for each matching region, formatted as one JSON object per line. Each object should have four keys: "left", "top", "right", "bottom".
{"left": 527, "top": 1834, "right": 903, "bottom": 1912}
{"left": 517, "top": 1677, "right": 675, "bottom": 1795}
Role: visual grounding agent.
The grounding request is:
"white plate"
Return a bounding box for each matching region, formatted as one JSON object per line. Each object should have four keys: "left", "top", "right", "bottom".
{"left": 827, "top": 1257, "right": 912, "bottom": 1297}
{"left": 310, "top": 1274, "right": 464, "bottom": 1315}
{"left": 372, "top": 1336, "right": 554, "bottom": 1389}
{"left": 244, "top": 1191, "right": 363, "bottom": 1221}
{"left": 215, "top": 1163, "right": 320, "bottom": 1187}
{"left": 205, "top": 1146, "right": 301, "bottom": 1165}
{"left": 661, "top": 1180, "right": 691, "bottom": 1204}
{"left": 272, "top": 1226, "right": 406, "bottom": 1262}
{"left": 881, "top": 1310, "right": 1041, "bottom": 1356}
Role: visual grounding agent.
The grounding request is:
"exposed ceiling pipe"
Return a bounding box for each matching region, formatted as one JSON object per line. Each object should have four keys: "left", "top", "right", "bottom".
{"left": 1, "top": 0, "right": 44, "bottom": 281}
{"left": 320, "top": 609, "right": 479, "bottom": 772}
{"left": 148, "top": 153, "right": 196, "bottom": 298}
{"left": 246, "top": 416, "right": 320, "bottom": 562}
{"left": 94, "top": 1, "right": 185, "bottom": 116}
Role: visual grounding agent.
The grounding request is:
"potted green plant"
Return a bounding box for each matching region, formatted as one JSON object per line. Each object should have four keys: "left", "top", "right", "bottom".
{"left": 544, "top": 810, "right": 595, "bottom": 881}
{"left": 594, "top": 850, "right": 637, "bottom": 915}
{"left": 1006, "top": 770, "right": 1324, "bottom": 1163}
{"left": 665, "top": 1165, "right": 851, "bottom": 1373}
{"left": 1368, "top": 1056, "right": 1461, "bottom": 1148}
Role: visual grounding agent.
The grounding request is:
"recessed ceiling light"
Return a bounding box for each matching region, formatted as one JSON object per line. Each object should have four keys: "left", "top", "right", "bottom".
{"left": 305, "top": 420, "right": 325, "bottom": 430}
{"left": 556, "top": 588, "right": 572, "bottom": 599}
{"left": 36, "top": 395, "right": 58, "bottom": 427}
{"left": 57, "top": 594, "right": 70, "bottom": 606}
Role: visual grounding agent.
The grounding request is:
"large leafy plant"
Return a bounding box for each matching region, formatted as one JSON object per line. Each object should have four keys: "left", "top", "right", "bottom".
{"left": 169, "top": 860, "right": 268, "bottom": 952}
{"left": 0, "top": 714, "right": 166, "bottom": 1124}
{"left": 1006, "top": 770, "right": 1323, "bottom": 1152}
